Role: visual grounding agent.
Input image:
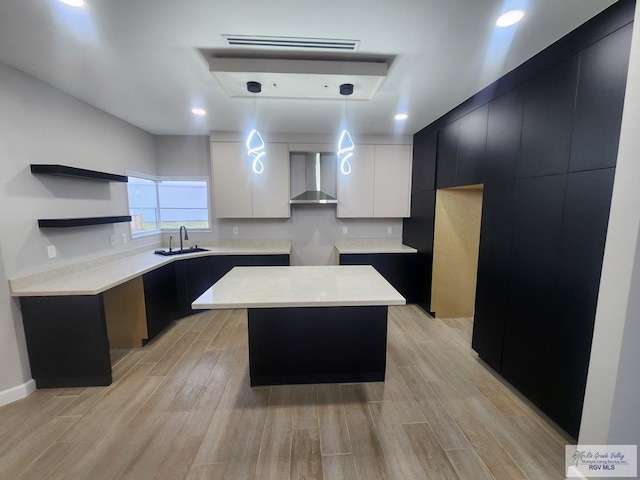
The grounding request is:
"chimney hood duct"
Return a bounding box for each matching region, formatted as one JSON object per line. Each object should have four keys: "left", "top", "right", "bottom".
{"left": 290, "top": 153, "right": 338, "bottom": 204}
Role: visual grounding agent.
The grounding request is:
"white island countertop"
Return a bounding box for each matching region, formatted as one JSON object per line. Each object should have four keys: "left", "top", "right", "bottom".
{"left": 192, "top": 265, "right": 406, "bottom": 309}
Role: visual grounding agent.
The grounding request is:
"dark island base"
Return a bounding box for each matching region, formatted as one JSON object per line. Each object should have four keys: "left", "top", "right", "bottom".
{"left": 247, "top": 305, "right": 388, "bottom": 387}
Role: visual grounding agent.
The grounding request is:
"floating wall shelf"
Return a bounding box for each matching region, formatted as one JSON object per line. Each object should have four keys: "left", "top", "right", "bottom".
{"left": 38, "top": 216, "right": 132, "bottom": 228}
{"left": 30, "top": 164, "right": 128, "bottom": 183}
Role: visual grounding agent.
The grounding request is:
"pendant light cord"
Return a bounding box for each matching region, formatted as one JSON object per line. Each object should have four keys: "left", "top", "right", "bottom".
{"left": 253, "top": 92, "right": 257, "bottom": 125}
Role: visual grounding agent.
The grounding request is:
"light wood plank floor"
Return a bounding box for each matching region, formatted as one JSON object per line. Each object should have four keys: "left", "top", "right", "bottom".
{"left": 0, "top": 306, "right": 573, "bottom": 479}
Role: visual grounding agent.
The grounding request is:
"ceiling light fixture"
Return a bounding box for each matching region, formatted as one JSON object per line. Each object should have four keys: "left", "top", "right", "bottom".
{"left": 395, "top": 113, "right": 408, "bottom": 121}
{"left": 59, "top": 0, "right": 85, "bottom": 7}
{"left": 496, "top": 10, "right": 525, "bottom": 27}
{"left": 337, "top": 83, "right": 354, "bottom": 176}
{"left": 191, "top": 108, "right": 207, "bottom": 116}
{"left": 246, "top": 81, "right": 265, "bottom": 175}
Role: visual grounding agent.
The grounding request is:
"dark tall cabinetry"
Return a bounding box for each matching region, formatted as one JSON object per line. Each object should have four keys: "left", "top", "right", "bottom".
{"left": 403, "top": 1, "right": 634, "bottom": 438}
{"left": 403, "top": 129, "right": 437, "bottom": 312}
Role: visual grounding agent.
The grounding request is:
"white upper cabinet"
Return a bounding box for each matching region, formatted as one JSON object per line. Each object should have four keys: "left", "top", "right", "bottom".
{"left": 252, "top": 142, "right": 290, "bottom": 218}
{"left": 337, "top": 144, "right": 412, "bottom": 218}
{"left": 211, "top": 142, "right": 252, "bottom": 218}
{"left": 373, "top": 144, "right": 412, "bottom": 218}
{"left": 336, "top": 145, "right": 375, "bottom": 218}
{"left": 211, "top": 141, "right": 290, "bottom": 218}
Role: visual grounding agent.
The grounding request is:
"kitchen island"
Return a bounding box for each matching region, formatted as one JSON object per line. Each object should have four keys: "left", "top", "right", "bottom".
{"left": 192, "top": 265, "right": 405, "bottom": 386}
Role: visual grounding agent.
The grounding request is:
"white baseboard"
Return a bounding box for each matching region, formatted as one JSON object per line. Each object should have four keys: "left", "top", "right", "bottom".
{"left": 0, "top": 379, "right": 36, "bottom": 407}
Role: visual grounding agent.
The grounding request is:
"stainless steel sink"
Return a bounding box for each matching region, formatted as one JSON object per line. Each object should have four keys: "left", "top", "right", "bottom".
{"left": 154, "top": 247, "right": 209, "bottom": 256}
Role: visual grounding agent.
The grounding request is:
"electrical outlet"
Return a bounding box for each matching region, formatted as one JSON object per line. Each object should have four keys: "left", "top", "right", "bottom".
{"left": 121, "top": 233, "right": 128, "bottom": 244}
{"left": 387, "top": 226, "right": 393, "bottom": 234}
{"left": 110, "top": 234, "right": 117, "bottom": 246}
{"left": 233, "top": 227, "right": 239, "bottom": 235}
{"left": 47, "top": 245, "right": 56, "bottom": 259}
{"left": 342, "top": 226, "right": 348, "bottom": 234}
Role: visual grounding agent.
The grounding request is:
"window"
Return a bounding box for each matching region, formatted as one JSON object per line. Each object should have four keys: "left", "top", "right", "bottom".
{"left": 158, "top": 180, "right": 210, "bottom": 229}
{"left": 128, "top": 175, "right": 160, "bottom": 235}
{"left": 127, "top": 174, "right": 210, "bottom": 236}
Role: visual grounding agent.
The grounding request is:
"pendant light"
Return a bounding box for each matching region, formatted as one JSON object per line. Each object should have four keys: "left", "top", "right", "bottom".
{"left": 337, "top": 83, "right": 354, "bottom": 175}
{"left": 246, "top": 81, "right": 265, "bottom": 174}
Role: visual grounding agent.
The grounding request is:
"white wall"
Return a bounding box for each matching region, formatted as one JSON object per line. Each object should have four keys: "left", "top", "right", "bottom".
{"left": 0, "top": 61, "right": 159, "bottom": 399}
{"left": 579, "top": 2, "right": 640, "bottom": 460}
{"left": 0, "top": 62, "right": 160, "bottom": 276}
{"left": 607, "top": 229, "right": 640, "bottom": 445}
{"left": 0, "top": 240, "right": 32, "bottom": 402}
{"left": 154, "top": 135, "right": 404, "bottom": 266}
{"left": 156, "top": 135, "right": 211, "bottom": 178}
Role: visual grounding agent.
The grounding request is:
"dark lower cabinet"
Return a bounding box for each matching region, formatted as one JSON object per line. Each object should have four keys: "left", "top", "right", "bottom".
{"left": 403, "top": 189, "right": 436, "bottom": 311}
{"left": 472, "top": 172, "right": 615, "bottom": 438}
{"left": 545, "top": 168, "right": 615, "bottom": 437}
{"left": 20, "top": 295, "right": 112, "bottom": 388}
{"left": 143, "top": 263, "right": 180, "bottom": 340}
{"left": 494, "top": 170, "right": 615, "bottom": 438}
{"left": 175, "top": 256, "right": 215, "bottom": 316}
{"left": 408, "top": 253, "right": 432, "bottom": 313}
{"left": 339, "top": 253, "right": 420, "bottom": 304}
{"left": 248, "top": 306, "right": 388, "bottom": 386}
{"left": 501, "top": 175, "right": 567, "bottom": 426}
{"left": 175, "top": 254, "right": 291, "bottom": 314}
{"left": 19, "top": 252, "right": 290, "bottom": 388}
{"left": 211, "top": 254, "right": 290, "bottom": 285}
{"left": 472, "top": 181, "right": 518, "bottom": 371}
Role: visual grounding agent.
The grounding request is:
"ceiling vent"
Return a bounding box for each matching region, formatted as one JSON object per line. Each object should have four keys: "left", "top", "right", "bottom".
{"left": 222, "top": 35, "right": 360, "bottom": 52}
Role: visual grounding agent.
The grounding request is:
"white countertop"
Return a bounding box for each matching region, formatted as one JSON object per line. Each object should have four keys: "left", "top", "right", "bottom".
{"left": 334, "top": 238, "right": 417, "bottom": 254}
{"left": 192, "top": 265, "right": 406, "bottom": 309}
{"left": 9, "top": 240, "right": 291, "bottom": 297}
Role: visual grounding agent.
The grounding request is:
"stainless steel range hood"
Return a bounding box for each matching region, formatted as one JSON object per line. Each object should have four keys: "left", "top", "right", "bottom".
{"left": 290, "top": 152, "right": 338, "bottom": 204}
{"left": 290, "top": 190, "right": 338, "bottom": 204}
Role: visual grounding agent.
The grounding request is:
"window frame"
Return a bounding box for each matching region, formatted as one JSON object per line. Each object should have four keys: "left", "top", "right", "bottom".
{"left": 126, "top": 171, "right": 213, "bottom": 238}
{"left": 126, "top": 171, "right": 161, "bottom": 238}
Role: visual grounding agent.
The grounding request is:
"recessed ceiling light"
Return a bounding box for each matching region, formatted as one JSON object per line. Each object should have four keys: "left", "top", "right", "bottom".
{"left": 496, "top": 10, "right": 525, "bottom": 27}
{"left": 191, "top": 108, "right": 207, "bottom": 116}
{"left": 59, "top": 0, "right": 85, "bottom": 7}
{"left": 395, "top": 113, "right": 408, "bottom": 121}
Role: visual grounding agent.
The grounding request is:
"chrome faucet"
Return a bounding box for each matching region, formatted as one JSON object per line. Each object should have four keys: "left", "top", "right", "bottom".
{"left": 179, "top": 225, "right": 189, "bottom": 251}
{"left": 169, "top": 235, "right": 173, "bottom": 252}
